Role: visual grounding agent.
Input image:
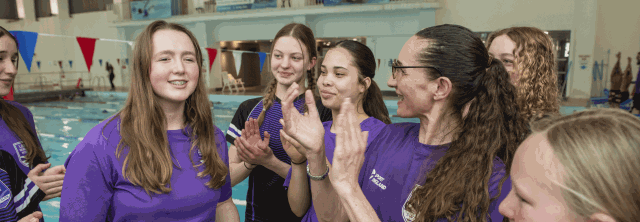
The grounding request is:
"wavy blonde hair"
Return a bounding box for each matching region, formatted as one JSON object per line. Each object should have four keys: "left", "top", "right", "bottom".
{"left": 487, "top": 27, "right": 560, "bottom": 122}
{"left": 531, "top": 108, "right": 640, "bottom": 222}
{"left": 106, "top": 20, "right": 228, "bottom": 194}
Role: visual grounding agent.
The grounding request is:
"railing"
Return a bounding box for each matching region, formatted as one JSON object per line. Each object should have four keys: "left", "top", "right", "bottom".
{"left": 107, "top": 0, "right": 434, "bottom": 23}
{"left": 13, "top": 71, "right": 94, "bottom": 93}
{"left": 90, "top": 76, "right": 107, "bottom": 90}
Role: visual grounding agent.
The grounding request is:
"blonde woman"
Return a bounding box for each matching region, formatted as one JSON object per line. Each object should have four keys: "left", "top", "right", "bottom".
{"left": 500, "top": 108, "right": 640, "bottom": 221}
{"left": 487, "top": 27, "right": 560, "bottom": 121}
{"left": 60, "top": 20, "right": 239, "bottom": 221}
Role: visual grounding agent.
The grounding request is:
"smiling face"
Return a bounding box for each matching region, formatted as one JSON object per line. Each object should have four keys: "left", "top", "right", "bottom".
{"left": 387, "top": 35, "right": 438, "bottom": 118}
{"left": 149, "top": 29, "right": 199, "bottom": 108}
{"left": 499, "top": 133, "right": 583, "bottom": 222}
{"left": 271, "top": 36, "right": 312, "bottom": 87}
{"left": 0, "top": 35, "right": 18, "bottom": 97}
{"left": 318, "top": 47, "right": 367, "bottom": 110}
{"left": 488, "top": 34, "right": 520, "bottom": 85}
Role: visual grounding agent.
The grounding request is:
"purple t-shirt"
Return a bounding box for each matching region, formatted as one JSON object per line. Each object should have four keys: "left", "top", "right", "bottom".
{"left": 60, "top": 116, "right": 232, "bottom": 221}
{"left": 359, "top": 123, "right": 510, "bottom": 222}
{"left": 283, "top": 116, "right": 387, "bottom": 222}
{"left": 0, "top": 101, "right": 42, "bottom": 175}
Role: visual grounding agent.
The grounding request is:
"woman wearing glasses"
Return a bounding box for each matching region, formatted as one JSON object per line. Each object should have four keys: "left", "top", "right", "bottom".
{"left": 281, "top": 24, "right": 529, "bottom": 221}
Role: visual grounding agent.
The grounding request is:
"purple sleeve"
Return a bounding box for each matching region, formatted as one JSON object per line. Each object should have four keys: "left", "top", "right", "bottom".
{"left": 283, "top": 167, "right": 293, "bottom": 188}
{"left": 60, "top": 129, "right": 114, "bottom": 221}
{"left": 216, "top": 127, "right": 232, "bottom": 203}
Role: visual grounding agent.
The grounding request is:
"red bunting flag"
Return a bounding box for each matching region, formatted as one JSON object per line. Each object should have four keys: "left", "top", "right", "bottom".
{"left": 205, "top": 48, "right": 218, "bottom": 71}
{"left": 76, "top": 37, "right": 97, "bottom": 72}
{"left": 2, "top": 86, "right": 14, "bottom": 101}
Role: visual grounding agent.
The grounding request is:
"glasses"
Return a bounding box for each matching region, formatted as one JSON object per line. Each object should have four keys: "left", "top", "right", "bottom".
{"left": 391, "top": 60, "right": 442, "bottom": 79}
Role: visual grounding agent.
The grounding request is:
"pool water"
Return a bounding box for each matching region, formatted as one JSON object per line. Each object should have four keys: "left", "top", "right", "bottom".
{"left": 25, "top": 91, "right": 581, "bottom": 221}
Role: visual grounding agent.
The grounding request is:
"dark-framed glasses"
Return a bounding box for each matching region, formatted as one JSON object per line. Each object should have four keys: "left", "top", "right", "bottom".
{"left": 391, "top": 60, "right": 442, "bottom": 79}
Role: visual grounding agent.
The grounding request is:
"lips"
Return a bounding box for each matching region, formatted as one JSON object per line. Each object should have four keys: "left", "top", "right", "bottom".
{"left": 320, "top": 90, "right": 335, "bottom": 98}
{"left": 280, "top": 72, "right": 293, "bottom": 78}
{"left": 0, "top": 79, "right": 12, "bottom": 86}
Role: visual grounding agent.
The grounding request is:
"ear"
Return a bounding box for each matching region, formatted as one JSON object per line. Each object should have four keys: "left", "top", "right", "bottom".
{"left": 587, "top": 213, "right": 616, "bottom": 222}
{"left": 308, "top": 57, "right": 317, "bottom": 71}
{"left": 432, "top": 76, "right": 452, "bottom": 101}
{"left": 360, "top": 77, "right": 371, "bottom": 94}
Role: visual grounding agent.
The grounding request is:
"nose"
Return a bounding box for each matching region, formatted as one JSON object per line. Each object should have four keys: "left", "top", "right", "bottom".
{"left": 387, "top": 74, "right": 397, "bottom": 88}
{"left": 280, "top": 56, "right": 291, "bottom": 69}
{"left": 498, "top": 190, "right": 516, "bottom": 220}
{"left": 173, "top": 58, "right": 185, "bottom": 75}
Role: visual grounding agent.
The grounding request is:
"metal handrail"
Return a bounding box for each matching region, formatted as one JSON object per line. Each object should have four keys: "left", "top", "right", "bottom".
{"left": 91, "top": 76, "right": 107, "bottom": 90}
{"left": 13, "top": 71, "right": 93, "bottom": 92}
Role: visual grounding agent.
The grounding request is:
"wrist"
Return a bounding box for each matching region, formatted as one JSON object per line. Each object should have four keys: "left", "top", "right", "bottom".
{"left": 290, "top": 158, "right": 306, "bottom": 165}
{"left": 243, "top": 161, "right": 256, "bottom": 170}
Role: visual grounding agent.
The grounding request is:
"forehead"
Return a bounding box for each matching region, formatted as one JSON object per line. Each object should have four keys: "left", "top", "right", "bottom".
{"left": 513, "top": 133, "right": 564, "bottom": 193}
{"left": 151, "top": 29, "right": 195, "bottom": 53}
{"left": 323, "top": 47, "right": 353, "bottom": 66}
{"left": 398, "top": 35, "right": 429, "bottom": 64}
{"left": 273, "top": 36, "right": 306, "bottom": 54}
{"left": 488, "top": 34, "right": 516, "bottom": 55}
{"left": 0, "top": 35, "right": 18, "bottom": 53}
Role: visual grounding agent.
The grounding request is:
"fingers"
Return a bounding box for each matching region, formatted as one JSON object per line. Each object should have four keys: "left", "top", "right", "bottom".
{"left": 304, "top": 90, "right": 319, "bottom": 117}
{"left": 19, "top": 211, "right": 43, "bottom": 222}
{"left": 262, "top": 131, "right": 271, "bottom": 148}
{"left": 37, "top": 174, "right": 65, "bottom": 184}
{"left": 29, "top": 163, "right": 51, "bottom": 176}
{"left": 44, "top": 165, "right": 66, "bottom": 175}
{"left": 282, "top": 82, "right": 300, "bottom": 114}
{"left": 235, "top": 139, "right": 249, "bottom": 162}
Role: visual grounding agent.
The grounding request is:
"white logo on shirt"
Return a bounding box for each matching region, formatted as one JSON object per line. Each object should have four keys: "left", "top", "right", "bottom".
{"left": 13, "top": 142, "right": 29, "bottom": 167}
{"left": 370, "top": 169, "right": 387, "bottom": 190}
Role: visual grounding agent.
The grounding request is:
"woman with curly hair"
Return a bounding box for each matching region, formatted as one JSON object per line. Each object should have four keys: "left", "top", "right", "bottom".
{"left": 487, "top": 27, "right": 560, "bottom": 121}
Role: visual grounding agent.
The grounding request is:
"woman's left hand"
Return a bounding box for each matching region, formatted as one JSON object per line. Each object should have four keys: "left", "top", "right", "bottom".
{"left": 330, "top": 98, "right": 369, "bottom": 195}
{"left": 236, "top": 118, "right": 274, "bottom": 166}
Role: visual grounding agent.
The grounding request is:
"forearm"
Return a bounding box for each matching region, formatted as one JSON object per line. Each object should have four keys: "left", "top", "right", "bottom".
{"left": 337, "top": 187, "right": 380, "bottom": 222}
{"left": 261, "top": 153, "right": 291, "bottom": 179}
{"left": 216, "top": 198, "right": 240, "bottom": 222}
{"left": 229, "top": 161, "right": 252, "bottom": 187}
{"left": 287, "top": 163, "right": 311, "bottom": 217}
{"left": 307, "top": 152, "right": 349, "bottom": 222}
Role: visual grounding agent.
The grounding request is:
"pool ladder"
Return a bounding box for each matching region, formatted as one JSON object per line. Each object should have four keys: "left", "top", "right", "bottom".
{"left": 91, "top": 77, "right": 107, "bottom": 90}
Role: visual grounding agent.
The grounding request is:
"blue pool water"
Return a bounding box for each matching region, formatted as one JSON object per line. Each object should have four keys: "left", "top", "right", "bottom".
{"left": 24, "top": 91, "right": 582, "bottom": 221}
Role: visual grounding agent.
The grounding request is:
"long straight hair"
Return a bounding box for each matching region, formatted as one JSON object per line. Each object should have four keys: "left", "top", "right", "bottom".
{"left": 404, "top": 24, "right": 529, "bottom": 222}
{"left": 0, "top": 26, "right": 48, "bottom": 167}
{"left": 107, "top": 20, "right": 227, "bottom": 194}
{"left": 531, "top": 108, "right": 640, "bottom": 222}
{"left": 257, "top": 23, "right": 319, "bottom": 126}
{"left": 486, "top": 27, "right": 560, "bottom": 121}
{"left": 329, "top": 40, "right": 391, "bottom": 124}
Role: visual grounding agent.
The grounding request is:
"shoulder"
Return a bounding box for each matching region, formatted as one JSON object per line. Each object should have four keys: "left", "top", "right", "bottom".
{"left": 238, "top": 97, "right": 263, "bottom": 110}
{"left": 74, "top": 115, "right": 121, "bottom": 156}
{"left": 4, "top": 101, "right": 32, "bottom": 118}
{"left": 378, "top": 122, "right": 420, "bottom": 136}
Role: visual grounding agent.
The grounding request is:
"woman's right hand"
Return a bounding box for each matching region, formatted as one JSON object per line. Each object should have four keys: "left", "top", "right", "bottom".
{"left": 18, "top": 211, "right": 43, "bottom": 222}
{"left": 279, "top": 119, "right": 306, "bottom": 164}
{"left": 27, "top": 163, "right": 65, "bottom": 201}
{"left": 280, "top": 82, "right": 325, "bottom": 154}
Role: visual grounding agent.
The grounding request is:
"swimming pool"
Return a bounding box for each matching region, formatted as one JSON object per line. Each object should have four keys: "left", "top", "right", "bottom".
{"left": 25, "top": 91, "right": 582, "bottom": 221}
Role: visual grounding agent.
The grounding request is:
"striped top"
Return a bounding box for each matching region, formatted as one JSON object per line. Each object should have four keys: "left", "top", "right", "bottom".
{"left": 0, "top": 150, "right": 46, "bottom": 222}
{"left": 226, "top": 94, "right": 332, "bottom": 222}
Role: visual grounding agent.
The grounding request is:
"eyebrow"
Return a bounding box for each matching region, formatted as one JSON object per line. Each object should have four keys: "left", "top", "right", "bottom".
{"left": 154, "top": 50, "right": 196, "bottom": 57}
{"left": 273, "top": 50, "right": 302, "bottom": 55}
{"left": 321, "top": 65, "right": 348, "bottom": 70}
{"left": 498, "top": 53, "right": 515, "bottom": 58}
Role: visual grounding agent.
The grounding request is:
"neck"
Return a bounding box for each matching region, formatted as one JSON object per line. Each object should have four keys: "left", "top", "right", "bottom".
{"left": 417, "top": 103, "right": 458, "bottom": 145}
{"left": 161, "top": 101, "right": 186, "bottom": 130}
{"left": 275, "top": 80, "right": 307, "bottom": 100}
{"left": 330, "top": 101, "right": 369, "bottom": 133}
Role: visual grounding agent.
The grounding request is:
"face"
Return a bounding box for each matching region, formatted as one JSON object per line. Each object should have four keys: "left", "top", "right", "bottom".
{"left": 488, "top": 34, "right": 519, "bottom": 86}
{"left": 271, "top": 36, "right": 313, "bottom": 86}
{"left": 0, "top": 35, "right": 18, "bottom": 97}
{"left": 499, "top": 133, "right": 583, "bottom": 222}
{"left": 149, "top": 29, "right": 199, "bottom": 107}
{"left": 318, "top": 47, "right": 367, "bottom": 110}
{"left": 387, "top": 35, "right": 437, "bottom": 118}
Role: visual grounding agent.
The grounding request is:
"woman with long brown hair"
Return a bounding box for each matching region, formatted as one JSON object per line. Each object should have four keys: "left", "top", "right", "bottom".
{"left": 486, "top": 26, "right": 560, "bottom": 121}
{"left": 225, "top": 23, "right": 332, "bottom": 221}
{"left": 0, "top": 26, "right": 65, "bottom": 222}
{"left": 60, "top": 20, "right": 239, "bottom": 221}
{"left": 281, "top": 24, "right": 529, "bottom": 221}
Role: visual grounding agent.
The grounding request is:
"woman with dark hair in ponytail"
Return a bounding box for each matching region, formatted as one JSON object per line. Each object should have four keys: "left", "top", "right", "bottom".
{"left": 281, "top": 24, "right": 529, "bottom": 221}
{"left": 225, "top": 23, "right": 332, "bottom": 221}
{"left": 278, "top": 40, "right": 390, "bottom": 221}
{"left": 0, "top": 26, "right": 65, "bottom": 222}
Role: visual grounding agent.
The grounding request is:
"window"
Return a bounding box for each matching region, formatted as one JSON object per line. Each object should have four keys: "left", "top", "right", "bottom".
{"left": 69, "top": 0, "right": 114, "bottom": 14}
{"left": 36, "top": 0, "right": 53, "bottom": 18}
{"left": 0, "top": 0, "right": 20, "bottom": 19}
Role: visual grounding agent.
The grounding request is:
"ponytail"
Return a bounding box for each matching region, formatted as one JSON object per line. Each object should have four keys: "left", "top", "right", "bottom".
{"left": 361, "top": 80, "right": 391, "bottom": 124}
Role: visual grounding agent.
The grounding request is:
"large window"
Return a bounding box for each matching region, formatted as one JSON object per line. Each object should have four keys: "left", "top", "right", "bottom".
{"left": 0, "top": 0, "right": 20, "bottom": 19}
{"left": 69, "top": 0, "right": 114, "bottom": 14}
{"left": 36, "top": 0, "right": 53, "bottom": 18}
